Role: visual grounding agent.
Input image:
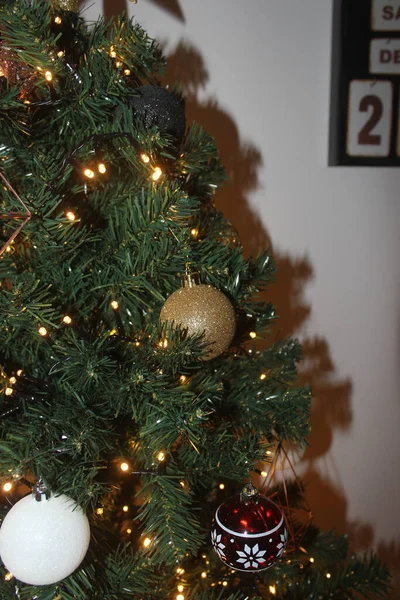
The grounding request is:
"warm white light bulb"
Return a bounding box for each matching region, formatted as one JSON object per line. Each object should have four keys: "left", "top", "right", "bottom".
{"left": 152, "top": 167, "right": 162, "bottom": 181}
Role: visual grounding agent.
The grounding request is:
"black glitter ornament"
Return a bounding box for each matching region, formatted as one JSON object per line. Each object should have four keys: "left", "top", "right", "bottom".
{"left": 129, "top": 85, "right": 186, "bottom": 144}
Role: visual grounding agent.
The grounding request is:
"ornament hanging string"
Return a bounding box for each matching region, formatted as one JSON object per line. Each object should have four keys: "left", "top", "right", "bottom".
{"left": 259, "top": 440, "right": 313, "bottom": 554}
{"left": 0, "top": 171, "right": 32, "bottom": 256}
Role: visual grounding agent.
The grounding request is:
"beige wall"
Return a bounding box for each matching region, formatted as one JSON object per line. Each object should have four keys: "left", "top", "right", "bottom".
{"left": 82, "top": 0, "right": 400, "bottom": 590}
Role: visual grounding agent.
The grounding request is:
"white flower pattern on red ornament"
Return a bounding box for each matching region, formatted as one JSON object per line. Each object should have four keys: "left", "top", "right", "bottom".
{"left": 276, "top": 528, "right": 288, "bottom": 557}
{"left": 236, "top": 543, "right": 266, "bottom": 569}
{"left": 211, "top": 529, "right": 226, "bottom": 558}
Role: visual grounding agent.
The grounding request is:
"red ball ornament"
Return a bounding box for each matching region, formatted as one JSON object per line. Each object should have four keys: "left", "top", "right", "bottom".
{"left": 211, "top": 484, "right": 288, "bottom": 572}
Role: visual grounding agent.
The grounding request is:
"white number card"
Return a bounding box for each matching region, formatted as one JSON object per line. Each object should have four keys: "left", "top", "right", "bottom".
{"left": 372, "top": 0, "right": 400, "bottom": 30}
{"left": 370, "top": 38, "right": 400, "bottom": 74}
{"left": 346, "top": 80, "right": 393, "bottom": 156}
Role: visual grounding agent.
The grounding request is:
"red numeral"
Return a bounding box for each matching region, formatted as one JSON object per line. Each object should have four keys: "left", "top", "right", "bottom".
{"left": 358, "top": 95, "right": 383, "bottom": 145}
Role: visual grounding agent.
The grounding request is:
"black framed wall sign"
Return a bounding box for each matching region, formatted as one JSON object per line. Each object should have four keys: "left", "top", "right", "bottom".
{"left": 329, "top": 0, "right": 400, "bottom": 166}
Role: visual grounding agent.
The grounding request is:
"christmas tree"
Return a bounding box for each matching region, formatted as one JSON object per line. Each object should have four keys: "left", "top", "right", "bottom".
{"left": 0, "top": 1, "right": 392, "bottom": 598}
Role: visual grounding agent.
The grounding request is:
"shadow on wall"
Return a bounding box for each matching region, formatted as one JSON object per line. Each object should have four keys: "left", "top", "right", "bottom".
{"left": 165, "top": 38, "right": 353, "bottom": 524}
{"left": 165, "top": 41, "right": 400, "bottom": 597}
{"left": 97, "top": 0, "right": 400, "bottom": 594}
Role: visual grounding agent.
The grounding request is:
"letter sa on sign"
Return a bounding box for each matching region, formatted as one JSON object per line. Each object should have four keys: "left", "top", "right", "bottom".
{"left": 372, "top": 0, "right": 400, "bottom": 30}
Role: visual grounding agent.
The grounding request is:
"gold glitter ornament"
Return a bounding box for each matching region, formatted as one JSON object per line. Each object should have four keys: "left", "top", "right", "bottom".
{"left": 0, "top": 46, "right": 39, "bottom": 96}
{"left": 218, "top": 222, "right": 241, "bottom": 249}
{"left": 50, "top": 0, "right": 79, "bottom": 12}
{"left": 160, "top": 276, "right": 236, "bottom": 360}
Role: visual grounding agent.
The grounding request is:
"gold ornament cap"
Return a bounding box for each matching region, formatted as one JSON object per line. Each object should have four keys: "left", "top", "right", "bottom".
{"left": 182, "top": 271, "right": 200, "bottom": 288}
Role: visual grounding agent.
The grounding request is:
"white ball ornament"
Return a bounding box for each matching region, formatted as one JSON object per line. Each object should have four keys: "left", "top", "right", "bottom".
{"left": 0, "top": 491, "right": 90, "bottom": 585}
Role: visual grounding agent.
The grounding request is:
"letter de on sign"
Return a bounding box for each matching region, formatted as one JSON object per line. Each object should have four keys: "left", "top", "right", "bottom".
{"left": 380, "top": 49, "right": 392, "bottom": 63}
{"left": 372, "top": 0, "right": 400, "bottom": 30}
{"left": 370, "top": 39, "right": 400, "bottom": 74}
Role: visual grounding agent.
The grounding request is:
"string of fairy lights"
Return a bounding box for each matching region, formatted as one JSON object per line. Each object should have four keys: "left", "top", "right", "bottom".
{"left": 0, "top": 381, "right": 333, "bottom": 597}
{"left": 0, "top": 379, "right": 330, "bottom": 597}
{"left": 0, "top": 10, "right": 140, "bottom": 102}
{"left": 0, "top": 242, "right": 310, "bottom": 598}
{"left": 0, "top": 12, "right": 334, "bottom": 598}
{"left": 0, "top": 281, "right": 282, "bottom": 596}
